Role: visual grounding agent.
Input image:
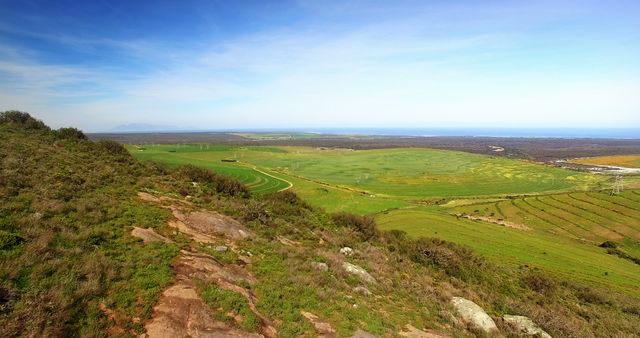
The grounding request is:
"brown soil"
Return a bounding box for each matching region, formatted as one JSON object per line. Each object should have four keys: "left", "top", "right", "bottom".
{"left": 459, "top": 214, "right": 531, "bottom": 231}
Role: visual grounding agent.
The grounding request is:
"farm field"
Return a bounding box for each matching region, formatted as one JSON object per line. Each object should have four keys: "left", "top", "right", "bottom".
{"left": 128, "top": 144, "right": 604, "bottom": 199}
{"left": 127, "top": 143, "right": 640, "bottom": 294}
{"left": 377, "top": 206, "right": 640, "bottom": 295}
{"left": 571, "top": 154, "right": 640, "bottom": 168}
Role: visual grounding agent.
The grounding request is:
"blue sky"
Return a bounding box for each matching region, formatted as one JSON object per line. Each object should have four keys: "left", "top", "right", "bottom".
{"left": 0, "top": 0, "right": 639, "bottom": 132}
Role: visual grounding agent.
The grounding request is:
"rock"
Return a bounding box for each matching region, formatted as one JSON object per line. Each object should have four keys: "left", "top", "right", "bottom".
{"left": 340, "top": 247, "right": 354, "bottom": 256}
{"left": 277, "top": 236, "right": 300, "bottom": 246}
{"left": 169, "top": 209, "right": 253, "bottom": 243}
{"left": 342, "top": 262, "right": 377, "bottom": 284}
{"left": 349, "top": 329, "right": 377, "bottom": 338}
{"left": 353, "top": 286, "right": 372, "bottom": 296}
{"left": 143, "top": 250, "right": 277, "bottom": 338}
{"left": 214, "top": 245, "right": 228, "bottom": 252}
{"left": 399, "top": 324, "right": 450, "bottom": 338}
{"left": 300, "top": 311, "right": 336, "bottom": 338}
{"left": 502, "top": 315, "right": 551, "bottom": 338}
{"left": 131, "top": 227, "right": 172, "bottom": 243}
{"left": 311, "top": 262, "right": 329, "bottom": 272}
{"left": 450, "top": 297, "right": 498, "bottom": 334}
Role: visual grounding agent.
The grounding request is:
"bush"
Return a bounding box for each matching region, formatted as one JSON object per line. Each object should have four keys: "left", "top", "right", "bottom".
{"left": 599, "top": 241, "right": 618, "bottom": 249}
{"left": 96, "top": 139, "right": 130, "bottom": 157}
{"left": 407, "top": 237, "right": 486, "bottom": 282}
{"left": 53, "top": 127, "right": 87, "bottom": 140}
{"left": 175, "top": 165, "right": 249, "bottom": 197}
{"left": 0, "top": 111, "right": 49, "bottom": 130}
{"left": 331, "top": 212, "right": 378, "bottom": 240}
{"left": 522, "top": 271, "right": 557, "bottom": 296}
{"left": 0, "top": 230, "right": 23, "bottom": 250}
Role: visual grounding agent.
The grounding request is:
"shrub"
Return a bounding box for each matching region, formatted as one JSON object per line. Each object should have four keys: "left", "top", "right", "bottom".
{"left": 0, "top": 230, "right": 23, "bottom": 250}
{"left": 521, "top": 271, "right": 557, "bottom": 296}
{"left": 331, "top": 212, "right": 378, "bottom": 240}
{"left": 599, "top": 241, "right": 618, "bottom": 249}
{"left": 0, "top": 111, "right": 49, "bottom": 130}
{"left": 96, "top": 139, "right": 130, "bottom": 157}
{"left": 174, "top": 164, "right": 249, "bottom": 197}
{"left": 53, "top": 127, "right": 87, "bottom": 140}
{"left": 268, "top": 190, "right": 310, "bottom": 209}
{"left": 407, "top": 237, "right": 486, "bottom": 282}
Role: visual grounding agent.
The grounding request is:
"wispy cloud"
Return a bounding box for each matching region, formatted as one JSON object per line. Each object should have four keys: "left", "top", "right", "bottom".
{"left": 0, "top": 1, "right": 638, "bottom": 131}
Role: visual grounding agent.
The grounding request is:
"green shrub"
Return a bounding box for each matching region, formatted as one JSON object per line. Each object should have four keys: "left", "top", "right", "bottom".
{"left": 175, "top": 164, "right": 249, "bottom": 197}
{"left": 599, "top": 241, "right": 618, "bottom": 248}
{"left": 0, "top": 111, "right": 49, "bottom": 130}
{"left": 0, "top": 230, "right": 23, "bottom": 250}
{"left": 53, "top": 127, "right": 87, "bottom": 140}
{"left": 332, "top": 212, "right": 378, "bottom": 240}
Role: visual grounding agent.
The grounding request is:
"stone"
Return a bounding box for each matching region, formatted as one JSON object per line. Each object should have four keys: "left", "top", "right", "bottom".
{"left": 502, "top": 315, "right": 551, "bottom": 338}
{"left": 353, "top": 286, "right": 372, "bottom": 296}
{"left": 340, "top": 247, "right": 354, "bottom": 256}
{"left": 450, "top": 297, "right": 498, "bottom": 334}
{"left": 311, "top": 262, "right": 329, "bottom": 272}
{"left": 342, "top": 262, "right": 376, "bottom": 284}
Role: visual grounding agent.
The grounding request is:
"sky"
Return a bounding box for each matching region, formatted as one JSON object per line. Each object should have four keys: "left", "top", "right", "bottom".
{"left": 0, "top": 0, "right": 639, "bottom": 132}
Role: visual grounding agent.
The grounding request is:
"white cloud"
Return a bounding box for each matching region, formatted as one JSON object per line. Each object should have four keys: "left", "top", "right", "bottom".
{"left": 0, "top": 1, "right": 638, "bottom": 131}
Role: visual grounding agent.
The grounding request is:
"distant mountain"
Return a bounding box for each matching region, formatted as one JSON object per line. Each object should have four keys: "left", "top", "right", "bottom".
{"left": 110, "top": 123, "right": 183, "bottom": 132}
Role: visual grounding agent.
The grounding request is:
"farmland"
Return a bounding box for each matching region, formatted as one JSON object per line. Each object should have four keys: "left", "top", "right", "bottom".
{"left": 127, "top": 143, "right": 640, "bottom": 295}
{"left": 572, "top": 154, "right": 640, "bottom": 168}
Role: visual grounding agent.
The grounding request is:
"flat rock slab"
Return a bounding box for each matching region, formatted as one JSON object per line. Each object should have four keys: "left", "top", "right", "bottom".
{"left": 142, "top": 279, "right": 262, "bottom": 338}
{"left": 131, "top": 227, "right": 172, "bottom": 243}
{"left": 172, "top": 210, "right": 253, "bottom": 243}
{"left": 301, "top": 311, "right": 337, "bottom": 338}
{"left": 502, "top": 315, "right": 551, "bottom": 338}
{"left": 350, "top": 329, "right": 377, "bottom": 338}
{"left": 342, "top": 262, "right": 377, "bottom": 284}
{"left": 450, "top": 297, "right": 498, "bottom": 334}
{"left": 143, "top": 251, "right": 276, "bottom": 338}
{"left": 399, "top": 324, "right": 450, "bottom": 338}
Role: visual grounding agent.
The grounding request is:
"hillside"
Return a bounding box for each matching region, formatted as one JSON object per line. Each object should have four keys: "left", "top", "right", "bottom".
{"left": 2, "top": 112, "right": 640, "bottom": 338}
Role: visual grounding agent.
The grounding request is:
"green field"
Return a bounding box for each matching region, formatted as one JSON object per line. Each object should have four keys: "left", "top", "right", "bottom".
{"left": 127, "top": 143, "right": 640, "bottom": 295}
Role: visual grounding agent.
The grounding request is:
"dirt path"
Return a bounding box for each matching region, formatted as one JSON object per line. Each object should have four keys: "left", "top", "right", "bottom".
{"left": 137, "top": 192, "right": 277, "bottom": 338}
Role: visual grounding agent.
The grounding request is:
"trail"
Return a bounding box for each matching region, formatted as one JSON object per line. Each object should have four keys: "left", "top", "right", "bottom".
{"left": 238, "top": 161, "right": 293, "bottom": 192}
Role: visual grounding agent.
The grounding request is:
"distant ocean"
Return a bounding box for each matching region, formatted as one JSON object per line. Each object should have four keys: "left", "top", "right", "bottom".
{"left": 291, "top": 128, "right": 640, "bottom": 139}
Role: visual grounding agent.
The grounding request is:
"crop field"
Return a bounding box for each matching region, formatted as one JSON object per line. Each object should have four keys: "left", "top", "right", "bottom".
{"left": 572, "top": 154, "right": 640, "bottom": 168}
{"left": 377, "top": 205, "right": 640, "bottom": 295}
{"left": 129, "top": 144, "right": 603, "bottom": 198}
{"left": 127, "top": 143, "right": 640, "bottom": 294}
{"left": 127, "top": 145, "right": 291, "bottom": 193}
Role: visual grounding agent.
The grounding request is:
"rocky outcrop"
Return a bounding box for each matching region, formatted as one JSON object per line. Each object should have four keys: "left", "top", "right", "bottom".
{"left": 399, "top": 324, "right": 450, "bottom": 338}
{"left": 350, "top": 329, "right": 377, "bottom": 338}
{"left": 502, "top": 315, "right": 551, "bottom": 338}
{"left": 450, "top": 297, "right": 498, "bottom": 334}
{"left": 342, "top": 262, "right": 377, "bottom": 284}
{"left": 301, "top": 311, "right": 337, "bottom": 338}
{"left": 171, "top": 210, "right": 253, "bottom": 242}
{"left": 131, "top": 227, "right": 172, "bottom": 243}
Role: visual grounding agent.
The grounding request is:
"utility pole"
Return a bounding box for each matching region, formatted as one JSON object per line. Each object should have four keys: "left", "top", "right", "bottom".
{"left": 611, "top": 175, "right": 623, "bottom": 195}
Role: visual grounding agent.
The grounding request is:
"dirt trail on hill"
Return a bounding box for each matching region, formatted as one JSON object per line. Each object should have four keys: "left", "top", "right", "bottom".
{"left": 137, "top": 192, "right": 276, "bottom": 338}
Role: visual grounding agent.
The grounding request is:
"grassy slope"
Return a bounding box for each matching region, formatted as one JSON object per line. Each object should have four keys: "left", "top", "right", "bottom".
{"left": 0, "top": 124, "right": 179, "bottom": 336}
